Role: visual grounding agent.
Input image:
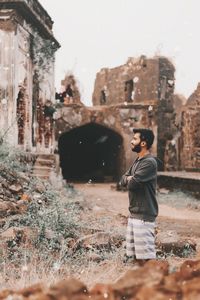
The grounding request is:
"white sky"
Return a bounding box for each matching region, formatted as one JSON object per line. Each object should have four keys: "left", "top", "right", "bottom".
{"left": 40, "top": 0, "right": 200, "bottom": 106}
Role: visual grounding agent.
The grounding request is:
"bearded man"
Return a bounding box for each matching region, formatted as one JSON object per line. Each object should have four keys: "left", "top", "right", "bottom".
{"left": 120, "top": 128, "right": 158, "bottom": 265}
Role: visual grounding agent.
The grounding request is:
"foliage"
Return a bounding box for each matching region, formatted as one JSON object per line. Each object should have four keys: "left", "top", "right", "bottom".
{"left": 0, "top": 139, "right": 35, "bottom": 173}
{"left": 30, "top": 31, "right": 57, "bottom": 79}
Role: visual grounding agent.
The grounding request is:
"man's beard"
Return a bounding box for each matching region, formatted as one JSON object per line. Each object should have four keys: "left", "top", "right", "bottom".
{"left": 132, "top": 143, "right": 141, "bottom": 153}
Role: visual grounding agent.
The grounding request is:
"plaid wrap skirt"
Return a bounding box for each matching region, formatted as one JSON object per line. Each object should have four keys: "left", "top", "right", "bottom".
{"left": 126, "top": 217, "right": 156, "bottom": 259}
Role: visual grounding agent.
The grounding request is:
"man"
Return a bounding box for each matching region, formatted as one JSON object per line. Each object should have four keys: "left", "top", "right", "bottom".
{"left": 120, "top": 128, "right": 158, "bottom": 265}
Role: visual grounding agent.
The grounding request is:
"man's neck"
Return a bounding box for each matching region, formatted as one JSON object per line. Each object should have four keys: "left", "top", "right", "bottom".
{"left": 138, "top": 149, "right": 150, "bottom": 159}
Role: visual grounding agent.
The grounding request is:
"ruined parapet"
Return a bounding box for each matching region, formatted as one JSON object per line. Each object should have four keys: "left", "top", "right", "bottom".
{"left": 0, "top": 0, "right": 60, "bottom": 152}
{"left": 180, "top": 83, "right": 200, "bottom": 171}
{"left": 92, "top": 55, "right": 160, "bottom": 106}
{"left": 59, "top": 74, "right": 83, "bottom": 105}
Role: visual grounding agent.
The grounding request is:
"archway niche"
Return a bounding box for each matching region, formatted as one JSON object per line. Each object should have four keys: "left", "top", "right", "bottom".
{"left": 58, "top": 123, "right": 124, "bottom": 182}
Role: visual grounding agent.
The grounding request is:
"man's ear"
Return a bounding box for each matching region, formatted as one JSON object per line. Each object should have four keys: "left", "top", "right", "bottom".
{"left": 141, "top": 141, "right": 146, "bottom": 147}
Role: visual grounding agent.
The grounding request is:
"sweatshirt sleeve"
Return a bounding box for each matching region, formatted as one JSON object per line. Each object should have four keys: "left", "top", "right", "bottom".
{"left": 128, "top": 159, "right": 157, "bottom": 190}
{"left": 119, "top": 166, "right": 132, "bottom": 187}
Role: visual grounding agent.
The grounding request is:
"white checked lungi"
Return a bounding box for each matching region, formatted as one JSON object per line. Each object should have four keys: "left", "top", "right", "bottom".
{"left": 126, "top": 218, "right": 156, "bottom": 259}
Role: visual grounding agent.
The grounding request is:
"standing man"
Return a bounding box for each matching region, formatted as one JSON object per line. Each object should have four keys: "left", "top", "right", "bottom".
{"left": 120, "top": 128, "right": 158, "bottom": 265}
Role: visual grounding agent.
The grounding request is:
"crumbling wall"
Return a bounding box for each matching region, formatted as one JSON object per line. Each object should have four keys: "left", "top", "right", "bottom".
{"left": 92, "top": 56, "right": 159, "bottom": 106}
{"left": 58, "top": 73, "right": 82, "bottom": 105}
{"left": 0, "top": 0, "right": 59, "bottom": 152}
{"left": 157, "top": 57, "right": 177, "bottom": 170}
{"left": 180, "top": 83, "right": 200, "bottom": 171}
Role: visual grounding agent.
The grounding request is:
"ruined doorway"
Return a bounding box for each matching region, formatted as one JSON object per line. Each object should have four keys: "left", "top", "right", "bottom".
{"left": 58, "top": 123, "right": 123, "bottom": 182}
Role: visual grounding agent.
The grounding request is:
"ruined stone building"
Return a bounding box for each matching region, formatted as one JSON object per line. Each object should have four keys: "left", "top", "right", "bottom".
{"left": 56, "top": 55, "right": 200, "bottom": 182}
{"left": 0, "top": 0, "right": 59, "bottom": 152}
{"left": 55, "top": 56, "right": 180, "bottom": 182}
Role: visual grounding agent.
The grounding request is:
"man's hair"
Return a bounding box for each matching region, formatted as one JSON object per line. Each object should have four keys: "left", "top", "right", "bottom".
{"left": 133, "top": 128, "right": 155, "bottom": 149}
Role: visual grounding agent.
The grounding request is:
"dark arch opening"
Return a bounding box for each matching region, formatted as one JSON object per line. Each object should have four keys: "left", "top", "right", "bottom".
{"left": 58, "top": 123, "right": 123, "bottom": 182}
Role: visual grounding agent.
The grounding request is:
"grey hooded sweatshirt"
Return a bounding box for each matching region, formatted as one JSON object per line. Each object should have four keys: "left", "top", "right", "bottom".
{"left": 120, "top": 154, "right": 158, "bottom": 222}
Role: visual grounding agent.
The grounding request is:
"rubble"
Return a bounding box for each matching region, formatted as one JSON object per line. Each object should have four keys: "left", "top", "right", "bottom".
{"left": 0, "top": 260, "right": 200, "bottom": 299}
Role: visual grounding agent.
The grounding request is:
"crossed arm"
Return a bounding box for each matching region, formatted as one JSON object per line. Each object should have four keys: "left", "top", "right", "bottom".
{"left": 120, "top": 160, "right": 156, "bottom": 190}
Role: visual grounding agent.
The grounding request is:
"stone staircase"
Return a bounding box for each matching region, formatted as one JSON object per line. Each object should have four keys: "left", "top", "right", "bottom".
{"left": 32, "top": 154, "right": 56, "bottom": 180}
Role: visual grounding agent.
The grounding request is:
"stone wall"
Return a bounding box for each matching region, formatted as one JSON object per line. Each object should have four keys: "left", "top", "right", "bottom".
{"left": 180, "top": 84, "right": 200, "bottom": 170}
{"left": 92, "top": 56, "right": 159, "bottom": 106}
{"left": 157, "top": 57, "right": 177, "bottom": 170}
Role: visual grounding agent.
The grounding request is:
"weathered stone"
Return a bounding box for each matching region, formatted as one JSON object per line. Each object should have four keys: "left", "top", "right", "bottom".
{"left": 0, "top": 226, "right": 38, "bottom": 245}
{"left": 135, "top": 286, "right": 177, "bottom": 300}
{"left": 0, "top": 218, "right": 5, "bottom": 228}
{"left": 9, "top": 184, "right": 23, "bottom": 193}
{"left": 112, "top": 260, "right": 168, "bottom": 298}
{"left": 17, "top": 284, "right": 43, "bottom": 298}
{"left": 181, "top": 277, "right": 200, "bottom": 300}
{"left": 25, "top": 294, "right": 51, "bottom": 300}
{"left": 157, "top": 231, "right": 196, "bottom": 257}
{"left": 88, "top": 253, "right": 102, "bottom": 263}
{"left": 162, "top": 260, "right": 200, "bottom": 298}
{"left": 0, "top": 201, "right": 19, "bottom": 217}
{"left": 34, "top": 182, "right": 47, "bottom": 194}
{"left": 0, "top": 289, "right": 14, "bottom": 300}
{"left": 16, "top": 200, "right": 28, "bottom": 213}
{"left": 90, "top": 283, "right": 114, "bottom": 300}
{"left": 48, "top": 278, "right": 88, "bottom": 298}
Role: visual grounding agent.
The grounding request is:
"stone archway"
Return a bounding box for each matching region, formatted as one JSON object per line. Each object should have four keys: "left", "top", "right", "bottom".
{"left": 58, "top": 122, "right": 124, "bottom": 182}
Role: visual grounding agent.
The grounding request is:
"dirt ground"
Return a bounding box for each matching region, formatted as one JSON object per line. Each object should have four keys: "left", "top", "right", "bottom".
{"left": 72, "top": 182, "right": 200, "bottom": 286}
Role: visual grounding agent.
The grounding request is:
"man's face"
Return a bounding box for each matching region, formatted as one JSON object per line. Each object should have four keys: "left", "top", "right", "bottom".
{"left": 131, "top": 133, "right": 142, "bottom": 153}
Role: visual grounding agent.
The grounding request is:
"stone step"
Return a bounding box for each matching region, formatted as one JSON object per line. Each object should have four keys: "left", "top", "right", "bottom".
{"left": 36, "top": 154, "right": 55, "bottom": 160}
{"left": 32, "top": 154, "right": 57, "bottom": 180}
{"left": 32, "top": 173, "right": 49, "bottom": 180}
{"left": 35, "top": 159, "right": 55, "bottom": 167}
{"left": 32, "top": 166, "right": 52, "bottom": 176}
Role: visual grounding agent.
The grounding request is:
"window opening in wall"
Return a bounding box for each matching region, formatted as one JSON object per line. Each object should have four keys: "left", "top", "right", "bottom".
{"left": 100, "top": 89, "right": 106, "bottom": 105}
{"left": 124, "top": 79, "right": 134, "bottom": 102}
{"left": 64, "top": 84, "right": 74, "bottom": 104}
{"left": 140, "top": 55, "right": 147, "bottom": 68}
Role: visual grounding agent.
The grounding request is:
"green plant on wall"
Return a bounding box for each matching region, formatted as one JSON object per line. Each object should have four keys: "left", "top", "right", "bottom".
{"left": 30, "top": 31, "right": 57, "bottom": 80}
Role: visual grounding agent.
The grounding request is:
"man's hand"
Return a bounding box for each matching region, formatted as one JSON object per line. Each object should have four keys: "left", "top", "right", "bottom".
{"left": 126, "top": 176, "right": 133, "bottom": 182}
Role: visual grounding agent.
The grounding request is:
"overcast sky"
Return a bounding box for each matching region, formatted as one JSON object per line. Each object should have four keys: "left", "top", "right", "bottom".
{"left": 40, "top": 0, "right": 200, "bottom": 106}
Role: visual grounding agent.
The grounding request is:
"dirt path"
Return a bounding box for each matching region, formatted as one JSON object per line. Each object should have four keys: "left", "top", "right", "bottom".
{"left": 74, "top": 183, "right": 200, "bottom": 221}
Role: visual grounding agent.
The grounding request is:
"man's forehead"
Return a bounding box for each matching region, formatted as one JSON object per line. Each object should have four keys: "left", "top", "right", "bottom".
{"left": 133, "top": 132, "right": 140, "bottom": 138}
